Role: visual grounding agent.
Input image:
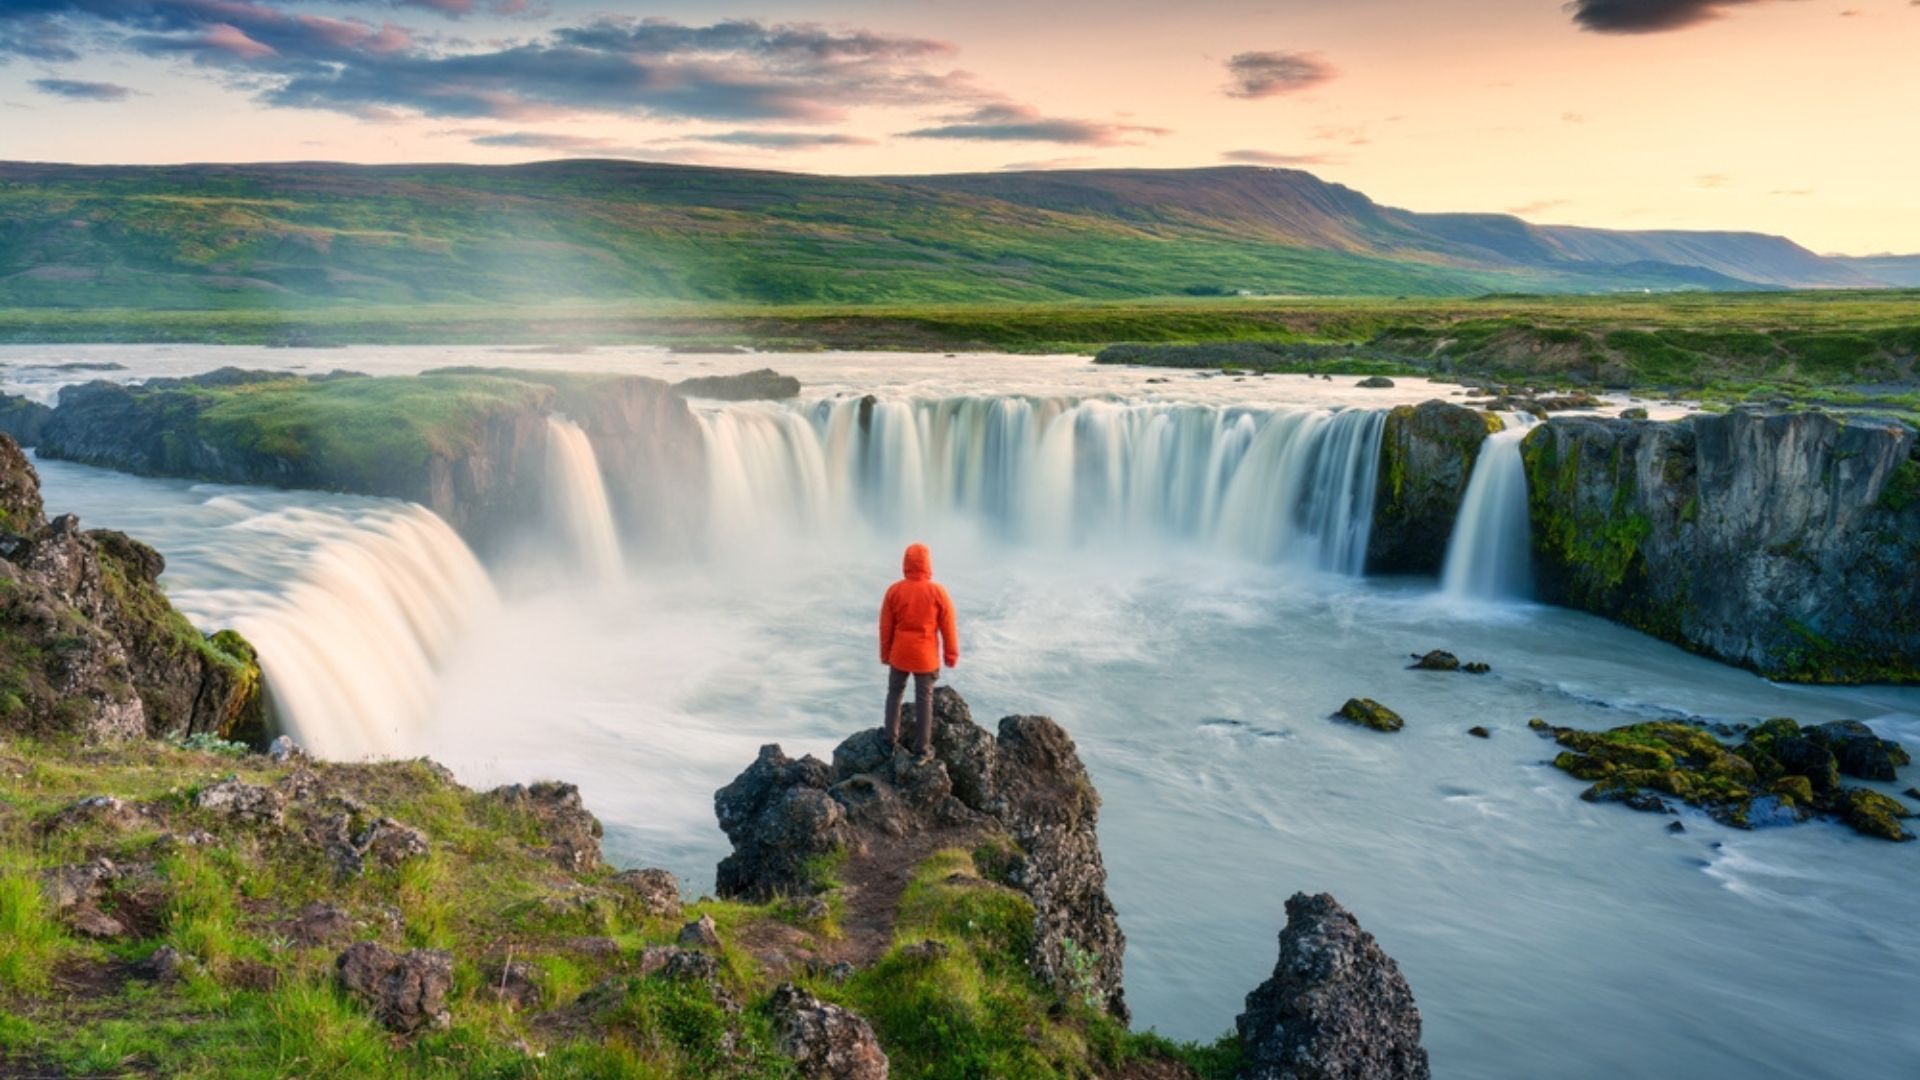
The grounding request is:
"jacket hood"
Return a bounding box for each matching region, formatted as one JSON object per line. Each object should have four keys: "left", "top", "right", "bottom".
{"left": 902, "top": 543, "right": 932, "bottom": 581}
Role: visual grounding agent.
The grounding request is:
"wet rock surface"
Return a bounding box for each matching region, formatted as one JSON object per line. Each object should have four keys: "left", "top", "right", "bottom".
{"left": 714, "top": 686, "right": 1130, "bottom": 1021}
{"left": 1236, "top": 892, "right": 1430, "bottom": 1080}
{"left": 1368, "top": 402, "right": 1498, "bottom": 575}
{"left": 672, "top": 368, "right": 802, "bottom": 401}
{"left": 1335, "top": 698, "right": 1404, "bottom": 733}
{"left": 1543, "top": 717, "right": 1913, "bottom": 840}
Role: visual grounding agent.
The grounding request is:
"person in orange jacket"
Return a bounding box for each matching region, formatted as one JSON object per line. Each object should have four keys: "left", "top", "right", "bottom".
{"left": 879, "top": 542, "right": 959, "bottom": 759}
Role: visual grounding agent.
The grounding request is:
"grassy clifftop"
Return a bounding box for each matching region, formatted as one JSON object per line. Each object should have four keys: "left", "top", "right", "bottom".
{"left": 0, "top": 736, "right": 1233, "bottom": 1078}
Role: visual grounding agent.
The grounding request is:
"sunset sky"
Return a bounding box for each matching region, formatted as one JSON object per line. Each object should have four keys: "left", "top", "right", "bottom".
{"left": 1, "top": 0, "right": 1915, "bottom": 253}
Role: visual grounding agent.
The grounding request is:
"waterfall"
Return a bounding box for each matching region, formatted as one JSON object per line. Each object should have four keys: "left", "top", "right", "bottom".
{"left": 691, "top": 397, "right": 1387, "bottom": 573}
{"left": 545, "top": 417, "right": 623, "bottom": 580}
{"left": 1440, "top": 426, "right": 1534, "bottom": 602}
{"left": 231, "top": 506, "right": 498, "bottom": 759}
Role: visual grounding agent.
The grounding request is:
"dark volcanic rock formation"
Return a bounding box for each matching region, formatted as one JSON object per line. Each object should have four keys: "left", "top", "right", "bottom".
{"left": 1367, "top": 401, "right": 1497, "bottom": 575}
{"left": 0, "top": 434, "right": 263, "bottom": 742}
{"left": 1522, "top": 407, "right": 1920, "bottom": 682}
{"left": 672, "top": 368, "right": 802, "bottom": 401}
{"left": 1237, "top": 893, "right": 1430, "bottom": 1080}
{"left": 713, "top": 687, "right": 1129, "bottom": 1022}
{"left": 0, "top": 393, "right": 52, "bottom": 447}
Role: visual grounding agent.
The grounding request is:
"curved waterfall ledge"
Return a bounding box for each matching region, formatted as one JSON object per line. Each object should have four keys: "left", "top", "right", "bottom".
{"left": 699, "top": 396, "right": 1387, "bottom": 572}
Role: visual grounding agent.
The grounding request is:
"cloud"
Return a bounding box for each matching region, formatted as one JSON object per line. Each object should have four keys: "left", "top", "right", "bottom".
{"left": 1507, "top": 199, "right": 1572, "bottom": 216}
{"left": 901, "top": 103, "right": 1167, "bottom": 145}
{"left": 469, "top": 131, "right": 618, "bottom": 151}
{"left": 1562, "top": 111, "right": 1587, "bottom": 122}
{"left": 688, "top": 130, "right": 875, "bottom": 149}
{"left": 1221, "top": 149, "right": 1330, "bottom": 166}
{"left": 1566, "top": 0, "right": 1789, "bottom": 34}
{"left": 31, "top": 77, "right": 133, "bottom": 101}
{"left": 1696, "top": 172, "right": 1732, "bottom": 188}
{"left": 1223, "top": 51, "right": 1334, "bottom": 99}
{"left": 0, "top": 7, "right": 977, "bottom": 126}
{"left": 998, "top": 156, "right": 1098, "bottom": 171}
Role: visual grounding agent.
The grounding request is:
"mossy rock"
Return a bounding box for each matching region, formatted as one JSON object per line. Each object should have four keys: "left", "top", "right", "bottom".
{"left": 1837, "top": 788, "right": 1915, "bottom": 842}
{"left": 1768, "top": 776, "right": 1815, "bottom": 808}
{"left": 1334, "top": 698, "right": 1404, "bottom": 733}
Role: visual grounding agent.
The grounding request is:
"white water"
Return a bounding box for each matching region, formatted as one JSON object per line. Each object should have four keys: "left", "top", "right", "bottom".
{"left": 20, "top": 349, "right": 1919, "bottom": 1080}
{"left": 699, "top": 398, "right": 1385, "bottom": 574}
{"left": 29, "top": 459, "right": 497, "bottom": 760}
{"left": 1441, "top": 426, "right": 1535, "bottom": 603}
{"left": 544, "top": 417, "right": 623, "bottom": 581}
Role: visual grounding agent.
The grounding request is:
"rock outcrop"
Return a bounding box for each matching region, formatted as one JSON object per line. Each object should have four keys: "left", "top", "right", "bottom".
{"left": 767, "top": 983, "right": 890, "bottom": 1079}
{"left": 0, "top": 434, "right": 263, "bottom": 743}
{"left": 1367, "top": 401, "right": 1498, "bottom": 575}
{"left": 1541, "top": 716, "right": 1914, "bottom": 840}
{"left": 0, "top": 393, "right": 52, "bottom": 447}
{"left": 1236, "top": 893, "right": 1430, "bottom": 1080}
{"left": 1522, "top": 407, "right": 1920, "bottom": 682}
{"left": 34, "top": 368, "right": 707, "bottom": 554}
{"left": 713, "top": 687, "right": 1129, "bottom": 1022}
{"left": 336, "top": 941, "right": 454, "bottom": 1034}
{"left": 672, "top": 368, "right": 802, "bottom": 401}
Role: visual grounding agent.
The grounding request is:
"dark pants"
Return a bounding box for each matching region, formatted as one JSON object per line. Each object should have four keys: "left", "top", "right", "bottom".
{"left": 885, "top": 666, "right": 937, "bottom": 754}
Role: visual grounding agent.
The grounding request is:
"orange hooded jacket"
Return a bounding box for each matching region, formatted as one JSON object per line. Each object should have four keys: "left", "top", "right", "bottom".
{"left": 880, "top": 543, "right": 959, "bottom": 674}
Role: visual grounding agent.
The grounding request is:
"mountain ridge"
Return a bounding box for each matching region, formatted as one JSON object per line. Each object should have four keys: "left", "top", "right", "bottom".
{"left": 0, "top": 159, "right": 1902, "bottom": 307}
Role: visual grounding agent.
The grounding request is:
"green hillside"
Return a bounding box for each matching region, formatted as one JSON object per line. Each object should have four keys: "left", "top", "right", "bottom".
{"left": 0, "top": 160, "right": 1894, "bottom": 312}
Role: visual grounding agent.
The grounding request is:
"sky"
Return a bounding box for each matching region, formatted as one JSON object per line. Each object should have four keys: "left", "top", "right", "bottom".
{"left": 0, "top": 0, "right": 1915, "bottom": 254}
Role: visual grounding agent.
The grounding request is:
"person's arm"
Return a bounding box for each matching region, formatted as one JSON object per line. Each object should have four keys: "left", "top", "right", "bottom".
{"left": 938, "top": 585, "right": 959, "bottom": 668}
{"left": 879, "top": 586, "right": 896, "bottom": 664}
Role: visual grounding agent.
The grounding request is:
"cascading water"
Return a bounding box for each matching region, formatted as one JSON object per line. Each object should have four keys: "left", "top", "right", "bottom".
{"left": 694, "top": 396, "right": 1386, "bottom": 574}
{"left": 545, "top": 417, "right": 623, "bottom": 580}
{"left": 231, "top": 506, "right": 498, "bottom": 759}
{"left": 1440, "top": 424, "right": 1534, "bottom": 601}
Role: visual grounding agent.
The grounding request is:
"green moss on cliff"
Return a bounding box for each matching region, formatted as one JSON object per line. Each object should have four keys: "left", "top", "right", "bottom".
{"left": 1523, "top": 432, "right": 1654, "bottom": 601}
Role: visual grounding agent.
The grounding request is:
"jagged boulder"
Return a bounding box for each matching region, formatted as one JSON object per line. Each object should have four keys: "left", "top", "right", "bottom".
{"left": 713, "top": 687, "right": 1130, "bottom": 1022}
{"left": 768, "top": 983, "right": 890, "bottom": 1079}
{"left": 336, "top": 942, "right": 454, "bottom": 1035}
{"left": 1804, "top": 720, "right": 1910, "bottom": 782}
{"left": 1236, "top": 893, "right": 1430, "bottom": 1080}
{"left": 0, "top": 394, "right": 52, "bottom": 448}
{"left": 608, "top": 868, "right": 682, "bottom": 919}
{"left": 487, "top": 781, "right": 603, "bottom": 872}
{"left": 0, "top": 434, "right": 263, "bottom": 743}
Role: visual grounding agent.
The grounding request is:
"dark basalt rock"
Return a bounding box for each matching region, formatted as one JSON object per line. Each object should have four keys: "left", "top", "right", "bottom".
{"left": 1368, "top": 402, "right": 1499, "bottom": 575}
{"left": 0, "top": 393, "right": 52, "bottom": 448}
{"left": 1520, "top": 408, "right": 1920, "bottom": 683}
{"left": 1356, "top": 376, "right": 1396, "bottom": 389}
{"left": 1408, "top": 650, "right": 1459, "bottom": 671}
{"left": 713, "top": 686, "right": 1129, "bottom": 1022}
{"left": 1542, "top": 717, "right": 1913, "bottom": 841}
{"left": 0, "top": 435, "right": 263, "bottom": 744}
{"left": 1467, "top": 726, "right": 1491, "bottom": 739}
{"left": 1335, "top": 698, "right": 1404, "bottom": 733}
{"left": 1803, "top": 720, "right": 1910, "bottom": 782}
{"left": 1236, "top": 892, "right": 1430, "bottom": 1080}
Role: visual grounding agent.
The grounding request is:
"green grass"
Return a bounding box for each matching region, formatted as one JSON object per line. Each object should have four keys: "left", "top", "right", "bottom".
{"left": 0, "top": 738, "right": 1240, "bottom": 1078}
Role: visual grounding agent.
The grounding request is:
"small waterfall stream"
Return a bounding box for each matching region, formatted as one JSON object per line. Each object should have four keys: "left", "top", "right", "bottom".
{"left": 545, "top": 417, "right": 623, "bottom": 581}
{"left": 1440, "top": 425, "right": 1534, "bottom": 602}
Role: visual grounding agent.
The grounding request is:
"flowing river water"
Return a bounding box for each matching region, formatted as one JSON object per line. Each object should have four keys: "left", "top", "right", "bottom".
{"left": 9, "top": 345, "right": 1917, "bottom": 1079}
